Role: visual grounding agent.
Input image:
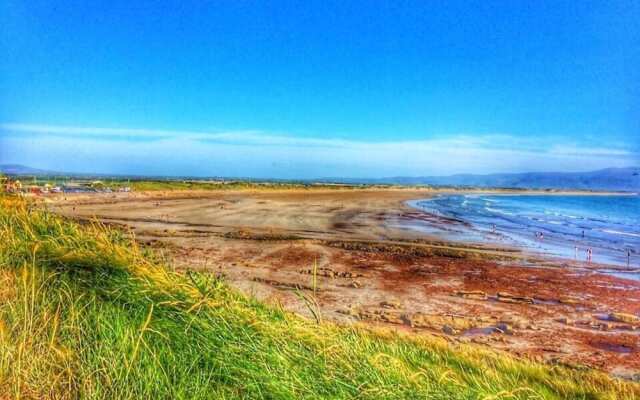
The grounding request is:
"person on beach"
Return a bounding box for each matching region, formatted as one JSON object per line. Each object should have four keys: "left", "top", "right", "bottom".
{"left": 587, "top": 247, "right": 592, "bottom": 262}
{"left": 629, "top": 249, "right": 632, "bottom": 267}
{"left": 575, "top": 246, "right": 578, "bottom": 260}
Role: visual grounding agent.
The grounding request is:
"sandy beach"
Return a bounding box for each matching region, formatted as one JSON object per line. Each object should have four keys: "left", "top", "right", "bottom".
{"left": 46, "top": 188, "right": 640, "bottom": 379}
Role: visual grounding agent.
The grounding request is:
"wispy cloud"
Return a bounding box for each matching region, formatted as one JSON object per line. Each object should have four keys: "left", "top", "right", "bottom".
{"left": 1, "top": 123, "right": 637, "bottom": 178}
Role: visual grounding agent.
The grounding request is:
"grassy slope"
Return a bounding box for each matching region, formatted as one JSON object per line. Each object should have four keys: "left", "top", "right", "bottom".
{"left": 0, "top": 196, "right": 637, "bottom": 399}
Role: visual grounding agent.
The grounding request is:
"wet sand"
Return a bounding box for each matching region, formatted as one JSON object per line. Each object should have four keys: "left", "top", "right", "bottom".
{"left": 46, "top": 189, "right": 640, "bottom": 379}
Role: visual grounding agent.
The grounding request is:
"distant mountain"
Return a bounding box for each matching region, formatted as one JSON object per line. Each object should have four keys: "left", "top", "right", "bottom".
{"left": 0, "top": 164, "right": 56, "bottom": 175}
{"left": 2, "top": 164, "right": 638, "bottom": 191}
{"left": 323, "top": 167, "right": 640, "bottom": 192}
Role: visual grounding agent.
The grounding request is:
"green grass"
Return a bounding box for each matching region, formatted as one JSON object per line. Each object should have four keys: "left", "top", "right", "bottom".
{"left": 111, "top": 179, "right": 384, "bottom": 192}
{"left": 9, "top": 175, "right": 379, "bottom": 191}
{"left": 0, "top": 196, "right": 637, "bottom": 399}
{"left": 128, "top": 180, "right": 319, "bottom": 191}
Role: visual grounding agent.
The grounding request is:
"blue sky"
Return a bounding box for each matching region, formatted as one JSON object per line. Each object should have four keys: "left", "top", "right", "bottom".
{"left": 1, "top": 1, "right": 638, "bottom": 178}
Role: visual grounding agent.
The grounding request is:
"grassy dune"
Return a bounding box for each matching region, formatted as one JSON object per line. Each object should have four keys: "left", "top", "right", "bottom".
{"left": 115, "top": 180, "right": 314, "bottom": 191}
{"left": 0, "top": 196, "right": 637, "bottom": 399}
{"left": 114, "top": 180, "right": 401, "bottom": 192}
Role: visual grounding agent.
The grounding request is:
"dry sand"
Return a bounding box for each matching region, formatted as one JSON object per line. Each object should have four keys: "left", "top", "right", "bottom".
{"left": 46, "top": 188, "right": 640, "bottom": 379}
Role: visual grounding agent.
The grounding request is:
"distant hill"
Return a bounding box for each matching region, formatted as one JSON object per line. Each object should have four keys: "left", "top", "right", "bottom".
{"left": 2, "top": 164, "right": 638, "bottom": 191}
{"left": 324, "top": 167, "right": 640, "bottom": 192}
{"left": 0, "top": 164, "right": 56, "bottom": 176}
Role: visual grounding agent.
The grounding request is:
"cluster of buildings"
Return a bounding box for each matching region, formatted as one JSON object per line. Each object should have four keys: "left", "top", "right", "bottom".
{"left": 1, "top": 177, "right": 131, "bottom": 195}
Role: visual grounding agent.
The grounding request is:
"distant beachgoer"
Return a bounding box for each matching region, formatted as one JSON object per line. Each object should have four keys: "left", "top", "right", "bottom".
{"left": 575, "top": 246, "right": 578, "bottom": 260}
{"left": 492, "top": 224, "right": 496, "bottom": 233}
{"left": 587, "top": 247, "right": 592, "bottom": 262}
{"left": 628, "top": 249, "right": 632, "bottom": 267}
{"left": 581, "top": 230, "right": 585, "bottom": 238}
{"left": 539, "top": 232, "right": 544, "bottom": 241}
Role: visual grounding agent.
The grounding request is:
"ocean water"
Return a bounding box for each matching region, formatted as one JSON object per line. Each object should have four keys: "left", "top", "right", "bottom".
{"left": 408, "top": 194, "right": 640, "bottom": 269}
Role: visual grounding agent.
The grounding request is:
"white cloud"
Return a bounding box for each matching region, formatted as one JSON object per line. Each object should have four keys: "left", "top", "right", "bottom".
{"left": 1, "top": 123, "right": 637, "bottom": 178}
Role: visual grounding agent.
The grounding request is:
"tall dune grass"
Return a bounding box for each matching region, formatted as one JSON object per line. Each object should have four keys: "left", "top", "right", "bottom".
{"left": 0, "top": 196, "right": 637, "bottom": 399}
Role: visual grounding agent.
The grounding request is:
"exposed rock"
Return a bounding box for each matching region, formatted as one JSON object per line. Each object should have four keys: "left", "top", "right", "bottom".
{"left": 336, "top": 305, "right": 361, "bottom": 317}
{"left": 337, "top": 271, "right": 364, "bottom": 278}
{"left": 454, "top": 290, "right": 487, "bottom": 300}
{"left": 609, "top": 312, "right": 639, "bottom": 324}
{"left": 404, "top": 313, "right": 437, "bottom": 329}
{"left": 497, "top": 292, "right": 534, "bottom": 304}
{"left": 617, "top": 324, "right": 636, "bottom": 331}
{"left": 380, "top": 300, "right": 401, "bottom": 309}
{"left": 356, "top": 308, "right": 404, "bottom": 325}
{"left": 378, "top": 311, "right": 404, "bottom": 325}
{"left": 299, "top": 268, "right": 335, "bottom": 278}
{"left": 592, "top": 322, "right": 615, "bottom": 331}
{"left": 299, "top": 267, "right": 364, "bottom": 279}
{"left": 495, "top": 323, "right": 513, "bottom": 335}
{"left": 555, "top": 317, "right": 571, "bottom": 325}
{"left": 404, "top": 313, "right": 475, "bottom": 331}
{"left": 573, "top": 318, "right": 593, "bottom": 326}
{"left": 252, "top": 277, "right": 315, "bottom": 291}
{"left": 442, "top": 325, "right": 458, "bottom": 335}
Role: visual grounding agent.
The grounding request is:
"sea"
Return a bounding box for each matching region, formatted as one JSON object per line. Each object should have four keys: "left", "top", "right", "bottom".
{"left": 407, "top": 194, "right": 640, "bottom": 275}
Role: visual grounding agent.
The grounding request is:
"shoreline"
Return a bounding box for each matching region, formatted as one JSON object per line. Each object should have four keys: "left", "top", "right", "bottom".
{"left": 45, "top": 189, "right": 640, "bottom": 379}
{"left": 403, "top": 193, "right": 639, "bottom": 271}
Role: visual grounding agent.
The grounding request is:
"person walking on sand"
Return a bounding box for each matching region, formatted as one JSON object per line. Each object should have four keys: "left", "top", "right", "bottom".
{"left": 628, "top": 249, "right": 632, "bottom": 267}
{"left": 575, "top": 246, "right": 578, "bottom": 260}
{"left": 587, "top": 247, "right": 592, "bottom": 263}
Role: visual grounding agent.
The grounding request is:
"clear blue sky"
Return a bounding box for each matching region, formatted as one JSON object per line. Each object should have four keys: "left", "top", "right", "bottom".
{"left": 1, "top": 0, "right": 638, "bottom": 178}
